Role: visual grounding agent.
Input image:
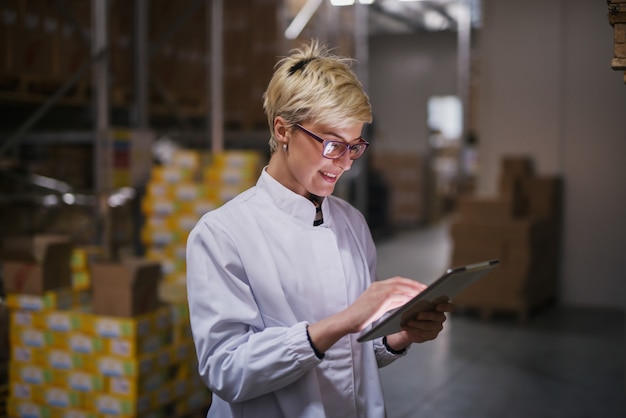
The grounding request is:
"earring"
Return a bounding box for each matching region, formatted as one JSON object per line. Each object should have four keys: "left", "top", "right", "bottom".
{"left": 283, "top": 143, "right": 288, "bottom": 152}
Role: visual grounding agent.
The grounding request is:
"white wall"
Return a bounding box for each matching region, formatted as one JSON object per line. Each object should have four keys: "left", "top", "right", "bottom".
{"left": 369, "top": 1, "right": 626, "bottom": 310}
{"left": 369, "top": 32, "right": 458, "bottom": 154}
{"left": 478, "top": 0, "right": 626, "bottom": 309}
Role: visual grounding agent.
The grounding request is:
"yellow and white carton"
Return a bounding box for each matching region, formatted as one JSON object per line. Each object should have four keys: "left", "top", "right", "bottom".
{"left": 54, "top": 369, "right": 106, "bottom": 393}
{"left": 11, "top": 345, "right": 45, "bottom": 366}
{"left": 89, "top": 351, "right": 154, "bottom": 378}
{"left": 7, "top": 399, "right": 51, "bottom": 418}
{"left": 104, "top": 331, "right": 170, "bottom": 359}
{"left": 106, "top": 370, "right": 169, "bottom": 399}
{"left": 36, "top": 386, "right": 84, "bottom": 409}
{"left": 63, "top": 332, "right": 106, "bottom": 355}
{"left": 41, "top": 348, "right": 89, "bottom": 371}
{"left": 86, "top": 392, "right": 152, "bottom": 417}
{"left": 10, "top": 328, "right": 60, "bottom": 349}
{"left": 10, "top": 364, "right": 55, "bottom": 386}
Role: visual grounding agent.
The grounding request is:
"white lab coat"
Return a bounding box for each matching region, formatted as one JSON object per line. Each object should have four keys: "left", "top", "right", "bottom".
{"left": 186, "top": 168, "right": 406, "bottom": 418}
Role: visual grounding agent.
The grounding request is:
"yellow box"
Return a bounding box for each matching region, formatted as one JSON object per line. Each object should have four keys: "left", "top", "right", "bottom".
{"left": 11, "top": 345, "right": 45, "bottom": 366}
{"left": 5, "top": 288, "right": 91, "bottom": 312}
{"left": 54, "top": 369, "right": 105, "bottom": 393}
{"left": 84, "top": 312, "right": 153, "bottom": 339}
{"left": 171, "top": 377, "right": 189, "bottom": 402}
{"left": 61, "top": 332, "right": 105, "bottom": 355}
{"left": 71, "top": 245, "right": 104, "bottom": 272}
{"left": 140, "top": 225, "right": 183, "bottom": 247}
{"left": 174, "top": 384, "right": 213, "bottom": 416}
{"left": 41, "top": 348, "right": 89, "bottom": 371}
{"left": 146, "top": 181, "right": 173, "bottom": 199}
{"left": 212, "top": 151, "right": 262, "bottom": 169}
{"left": 11, "top": 308, "right": 85, "bottom": 333}
{"left": 174, "top": 182, "right": 207, "bottom": 202}
{"left": 36, "top": 386, "right": 84, "bottom": 409}
{"left": 50, "top": 407, "right": 98, "bottom": 418}
{"left": 6, "top": 287, "right": 74, "bottom": 311}
{"left": 106, "top": 370, "right": 169, "bottom": 398}
{"left": 10, "top": 328, "right": 61, "bottom": 349}
{"left": 171, "top": 149, "right": 203, "bottom": 171}
{"left": 141, "top": 196, "right": 181, "bottom": 217}
{"left": 172, "top": 323, "right": 193, "bottom": 345}
{"left": 151, "top": 380, "right": 174, "bottom": 409}
{"left": 153, "top": 306, "right": 173, "bottom": 333}
{"left": 104, "top": 331, "right": 170, "bottom": 359}
{"left": 36, "top": 310, "right": 86, "bottom": 333}
{"left": 9, "top": 382, "right": 38, "bottom": 402}
{"left": 169, "top": 213, "right": 201, "bottom": 233}
{"left": 72, "top": 270, "right": 90, "bottom": 290}
{"left": 150, "top": 166, "right": 195, "bottom": 184}
{"left": 10, "top": 310, "right": 36, "bottom": 330}
{"left": 89, "top": 352, "right": 155, "bottom": 378}
{"left": 86, "top": 392, "right": 152, "bottom": 416}
{"left": 204, "top": 166, "right": 257, "bottom": 187}
{"left": 7, "top": 398, "right": 51, "bottom": 418}
{"left": 169, "top": 303, "right": 190, "bottom": 326}
{"left": 10, "top": 363, "right": 55, "bottom": 385}
{"left": 172, "top": 340, "right": 194, "bottom": 365}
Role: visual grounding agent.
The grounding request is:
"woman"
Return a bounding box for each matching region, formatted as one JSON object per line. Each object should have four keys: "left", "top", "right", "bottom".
{"left": 186, "top": 39, "right": 453, "bottom": 418}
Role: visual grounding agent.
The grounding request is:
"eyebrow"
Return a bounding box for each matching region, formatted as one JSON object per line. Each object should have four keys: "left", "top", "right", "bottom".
{"left": 320, "top": 128, "right": 363, "bottom": 144}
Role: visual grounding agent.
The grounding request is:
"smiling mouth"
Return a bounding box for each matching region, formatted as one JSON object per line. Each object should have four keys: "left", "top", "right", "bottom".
{"left": 321, "top": 171, "right": 338, "bottom": 180}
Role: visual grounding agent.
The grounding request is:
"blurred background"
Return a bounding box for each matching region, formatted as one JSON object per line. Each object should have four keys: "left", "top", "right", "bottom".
{"left": 0, "top": 0, "right": 624, "bottom": 417}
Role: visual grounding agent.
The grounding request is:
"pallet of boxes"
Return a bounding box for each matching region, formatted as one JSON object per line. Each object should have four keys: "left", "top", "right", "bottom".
{"left": 450, "top": 156, "right": 563, "bottom": 323}
{"left": 1, "top": 235, "right": 212, "bottom": 417}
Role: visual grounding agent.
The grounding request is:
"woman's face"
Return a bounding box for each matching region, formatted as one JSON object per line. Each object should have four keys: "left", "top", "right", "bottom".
{"left": 269, "top": 119, "right": 365, "bottom": 198}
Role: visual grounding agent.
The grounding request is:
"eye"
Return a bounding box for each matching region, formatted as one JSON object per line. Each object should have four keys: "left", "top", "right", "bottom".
{"left": 324, "top": 142, "right": 344, "bottom": 154}
{"left": 351, "top": 144, "right": 365, "bottom": 153}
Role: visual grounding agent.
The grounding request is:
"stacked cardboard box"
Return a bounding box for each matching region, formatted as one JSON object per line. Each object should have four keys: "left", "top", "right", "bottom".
{"left": 0, "top": 298, "right": 8, "bottom": 418}
{"left": 141, "top": 149, "right": 264, "bottom": 302}
{"left": 371, "top": 152, "right": 426, "bottom": 228}
{"left": 450, "top": 156, "right": 563, "bottom": 323}
{"left": 1, "top": 235, "right": 212, "bottom": 417}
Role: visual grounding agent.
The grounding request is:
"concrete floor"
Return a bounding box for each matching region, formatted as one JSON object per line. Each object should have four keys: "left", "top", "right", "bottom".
{"left": 375, "top": 222, "right": 625, "bottom": 418}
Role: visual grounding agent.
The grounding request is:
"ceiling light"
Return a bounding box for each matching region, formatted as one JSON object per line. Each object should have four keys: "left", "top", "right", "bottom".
{"left": 330, "top": 0, "right": 355, "bottom": 5}
{"left": 285, "top": 0, "right": 324, "bottom": 39}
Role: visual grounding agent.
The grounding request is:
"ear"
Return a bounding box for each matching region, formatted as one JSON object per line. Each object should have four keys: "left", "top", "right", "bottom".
{"left": 273, "top": 116, "right": 289, "bottom": 144}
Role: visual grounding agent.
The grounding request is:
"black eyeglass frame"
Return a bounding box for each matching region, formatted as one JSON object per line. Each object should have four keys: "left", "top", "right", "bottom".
{"left": 295, "top": 124, "right": 370, "bottom": 160}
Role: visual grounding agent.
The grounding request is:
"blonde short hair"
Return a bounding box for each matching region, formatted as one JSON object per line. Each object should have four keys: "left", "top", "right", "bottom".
{"left": 263, "top": 39, "right": 373, "bottom": 153}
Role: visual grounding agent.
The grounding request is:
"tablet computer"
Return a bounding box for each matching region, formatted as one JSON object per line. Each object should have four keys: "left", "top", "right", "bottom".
{"left": 357, "top": 259, "right": 500, "bottom": 342}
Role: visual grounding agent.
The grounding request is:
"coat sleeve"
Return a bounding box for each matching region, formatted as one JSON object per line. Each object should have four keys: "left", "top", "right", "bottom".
{"left": 186, "top": 217, "right": 321, "bottom": 403}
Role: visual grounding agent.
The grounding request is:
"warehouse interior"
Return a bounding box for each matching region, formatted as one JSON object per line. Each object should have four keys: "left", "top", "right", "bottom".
{"left": 0, "top": 0, "right": 625, "bottom": 417}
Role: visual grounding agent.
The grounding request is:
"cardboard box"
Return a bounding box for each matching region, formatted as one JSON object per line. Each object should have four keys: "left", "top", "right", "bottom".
{"left": 523, "top": 176, "right": 563, "bottom": 221}
{"left": 0, "top": 300, "right": 8, "bottom": 362}
{"left": 91, "top": 259, "right": 162, "bottom": 317}
{"left": 1, "top": 234, "right": 73, "bottom": 295}
{"left": 456, "top": 196, "right": 522, "bottom": 222}
{"left": 450, "top": 218, "right": 559, "bottom": 318}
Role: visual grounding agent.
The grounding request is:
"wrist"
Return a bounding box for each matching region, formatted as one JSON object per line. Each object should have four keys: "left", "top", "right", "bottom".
{"left": 383, "top": 335, "right": 409, "bottom": 354}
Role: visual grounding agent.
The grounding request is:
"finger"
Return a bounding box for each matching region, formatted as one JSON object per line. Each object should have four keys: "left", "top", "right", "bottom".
{"left": 435, "top": 302, "right": 455, "bottom": 313}
{"left": 404, "top": 318, "right": 444, "bottom": 332}
{"left": 415, "top": 310, "right": 447, "bottom": 322}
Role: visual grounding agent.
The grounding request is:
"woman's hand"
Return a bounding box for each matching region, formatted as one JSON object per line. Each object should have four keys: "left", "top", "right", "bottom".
{"left": 307, "top": 277, "right": 426, "bottom": 353}
{"left": 384, "top": 302, "right": 454, "bottom": 351}
{"left": 346, "top": 277, "right": 428, "bottom": 334}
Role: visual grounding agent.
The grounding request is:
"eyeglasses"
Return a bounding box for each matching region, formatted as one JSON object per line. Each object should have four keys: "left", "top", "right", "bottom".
{"left": 295, "top": 124, "right": 369, "bottom": 160}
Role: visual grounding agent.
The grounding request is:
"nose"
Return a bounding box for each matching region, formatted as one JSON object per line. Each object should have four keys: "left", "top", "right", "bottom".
{"left": 335, "top": 150, "right": 353, "bottom": 171}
